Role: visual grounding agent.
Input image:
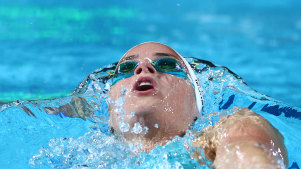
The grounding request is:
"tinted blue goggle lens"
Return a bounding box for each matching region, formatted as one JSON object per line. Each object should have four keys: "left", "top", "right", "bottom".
{"left": 112, "top": 58, "right": 187, "bottom": 85}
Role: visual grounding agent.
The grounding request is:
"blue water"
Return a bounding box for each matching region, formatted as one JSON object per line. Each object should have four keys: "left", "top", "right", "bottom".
{"left": 1, "top": 57, "right": 300, "bottom": 168}
{"left": 0, "top": 0, "right": 301, "bottom": 168}
{"left": 0, "top": 0, "right": 300, "bottom": 106}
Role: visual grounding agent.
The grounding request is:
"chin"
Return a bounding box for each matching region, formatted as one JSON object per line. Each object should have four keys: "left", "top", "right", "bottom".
{"left": 125, "top": 106, "right": 154, "bottom": 117}
{"left": 125, "top": 98, "right": 160, "bottom": 114}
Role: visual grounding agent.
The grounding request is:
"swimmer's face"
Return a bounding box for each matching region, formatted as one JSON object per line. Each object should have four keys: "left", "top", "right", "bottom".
{"left": 109, "top": 42, "right": 199, "bottom": 141}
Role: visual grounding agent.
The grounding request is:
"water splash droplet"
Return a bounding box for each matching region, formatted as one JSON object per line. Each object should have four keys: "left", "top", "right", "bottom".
{"left": 131, "top": 122, "right": 143, "bottom": 134}
{"left": 144, "top": 126, "right": 149, "bottom": 134}
{"left": 129, "top": 112, "right": 135, "bottom": 119}
{"left": 119, "top": 121, "right": 130, "bottom": 132}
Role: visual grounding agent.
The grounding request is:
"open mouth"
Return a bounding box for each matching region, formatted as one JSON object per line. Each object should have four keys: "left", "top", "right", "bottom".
{"left": 137, "top": 81, "right": 154, "bottom": 91}
{"left": 133, "top": 77, "right": 156, "bottom": 94}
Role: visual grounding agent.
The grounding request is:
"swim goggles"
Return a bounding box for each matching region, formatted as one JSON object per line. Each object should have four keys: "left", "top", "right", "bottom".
{"left": 112, "top": 57, "right": 187, "bottom": 85}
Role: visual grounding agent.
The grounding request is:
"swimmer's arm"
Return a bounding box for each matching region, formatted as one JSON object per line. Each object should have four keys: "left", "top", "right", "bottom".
{"left": 193, "top": 108, "right": 288, "bottom": 169}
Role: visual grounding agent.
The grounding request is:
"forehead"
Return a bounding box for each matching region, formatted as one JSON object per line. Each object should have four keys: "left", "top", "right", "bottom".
{"left": 120, "top": 43, "right": 181, "bottom": 62}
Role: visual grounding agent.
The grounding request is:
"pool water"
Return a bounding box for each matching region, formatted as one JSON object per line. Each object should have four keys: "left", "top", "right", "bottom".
{"left": 0, "top": 0, "right": 301, "bottom": 168}
{"left": 1, "top": 58, "right": 300, "bottom": 168}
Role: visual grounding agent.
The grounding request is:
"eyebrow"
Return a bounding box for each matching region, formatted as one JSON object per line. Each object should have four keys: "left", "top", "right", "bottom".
{"left": 154, "top": 52, "right": 177, "bottom": 58}
{"left": 123, "top": 55, "right": 139, "bottom": 61}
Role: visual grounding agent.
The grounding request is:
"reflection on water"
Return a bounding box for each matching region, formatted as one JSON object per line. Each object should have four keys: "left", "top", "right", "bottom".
{"left": 0, "top": 6, "right": 138, "bottom": 42}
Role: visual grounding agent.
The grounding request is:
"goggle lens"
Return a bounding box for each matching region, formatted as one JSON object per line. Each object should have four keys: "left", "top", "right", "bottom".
{"left": 112, "top": 58, "right": 187, "bottom": 85}
{"left": 118, "top": 61, "right": 137, "bottom": 74}
{"left": 155, "top": 58, "right": 178, "bottom": 71}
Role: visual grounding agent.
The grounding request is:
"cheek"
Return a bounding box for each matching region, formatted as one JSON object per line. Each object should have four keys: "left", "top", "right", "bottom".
{"left": 159, "top": 75, "right": 179, "bottom": 95}
{"left": 160, "top": 76, "right": 193, "bottom": 97}
{"left": 160, "top": 76, "right": 195, "bottom": 109}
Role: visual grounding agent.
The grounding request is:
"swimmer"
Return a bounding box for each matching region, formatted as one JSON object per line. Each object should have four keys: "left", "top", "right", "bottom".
{"left": 44, "top": 42, "right": 288, "bottom": 168}
{"left": 108, "top": 42, "right": 288, "bottom": 168}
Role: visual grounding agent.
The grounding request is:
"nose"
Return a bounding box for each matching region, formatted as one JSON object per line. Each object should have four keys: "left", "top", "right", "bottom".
{"left": 134, "top": 60, "right": 156, "bottom": 75}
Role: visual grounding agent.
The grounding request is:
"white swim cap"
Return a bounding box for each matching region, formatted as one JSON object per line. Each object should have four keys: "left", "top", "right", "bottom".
{"left": 178, "top": 55, "right": 204, "bottom": 114}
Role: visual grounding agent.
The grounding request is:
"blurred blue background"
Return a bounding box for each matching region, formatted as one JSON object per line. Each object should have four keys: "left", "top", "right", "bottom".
{"left": 0, "top": 0, "right": 300, "bottom": 107}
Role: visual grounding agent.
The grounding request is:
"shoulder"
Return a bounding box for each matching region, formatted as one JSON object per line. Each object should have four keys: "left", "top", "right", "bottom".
{"left": 193, "top": 107, "right": 288, "bottom": 167}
